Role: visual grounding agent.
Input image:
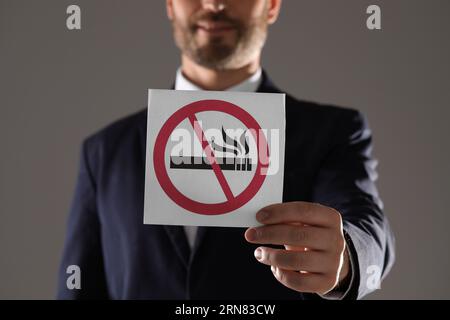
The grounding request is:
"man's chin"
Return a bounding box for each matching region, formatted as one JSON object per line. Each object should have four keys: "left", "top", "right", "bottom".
{"left": 193, "top": 49, "right": 235, "bottom": 69}
{"left": 195, "top": 34, "right": 237, "bottom": 50}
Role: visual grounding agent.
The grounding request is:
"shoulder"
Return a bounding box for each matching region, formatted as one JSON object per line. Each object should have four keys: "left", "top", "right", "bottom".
{"left": 81, "top": 108, "right": 147, "bottom": 163}
{"left": 285, "top": 93, "right": 369, "bottom": 138}
{"left": 261, "top": 71, "right": 366, "bottom": 129}
{"left": 286, "top": 94, "right": 365, "bottom": 125}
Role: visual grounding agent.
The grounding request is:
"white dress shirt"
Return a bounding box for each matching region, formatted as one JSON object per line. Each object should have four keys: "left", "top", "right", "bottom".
{"left": 174, "top": 67, "right": 263, "bottom": 249}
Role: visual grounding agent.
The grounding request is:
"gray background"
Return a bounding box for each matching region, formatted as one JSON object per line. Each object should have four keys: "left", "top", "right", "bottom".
{"left": 1, "top": 0, "right": 449, "bottom": 299}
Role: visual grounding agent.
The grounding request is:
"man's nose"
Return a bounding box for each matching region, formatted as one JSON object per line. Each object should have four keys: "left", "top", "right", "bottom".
{"left": 201, "top": 0, "right": 226, "bottom": 13}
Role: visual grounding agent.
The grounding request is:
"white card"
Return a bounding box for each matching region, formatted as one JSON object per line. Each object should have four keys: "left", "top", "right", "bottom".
{"left": 144, "top": 89, "right": 285, "bottom": 227}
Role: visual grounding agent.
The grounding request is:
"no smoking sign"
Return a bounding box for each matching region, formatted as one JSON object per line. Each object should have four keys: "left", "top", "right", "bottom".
{"left": 144, "top": 90, "right": 285, "bottom": 228}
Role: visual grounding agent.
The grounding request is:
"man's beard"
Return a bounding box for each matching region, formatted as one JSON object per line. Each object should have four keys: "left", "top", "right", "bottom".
{"left": 172, "top": 10, "right": 268, "bottom": 70}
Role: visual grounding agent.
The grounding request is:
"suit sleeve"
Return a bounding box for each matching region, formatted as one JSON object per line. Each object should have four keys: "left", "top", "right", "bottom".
{"left": 310, "top": 110, "right": 395, "bottom": 300}
{"left": 56, "top": 138, "right": 109, "bottom": 299}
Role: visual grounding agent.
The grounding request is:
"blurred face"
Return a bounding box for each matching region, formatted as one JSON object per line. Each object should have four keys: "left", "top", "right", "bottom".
{"left": 167, "top": 0, "right": 279, "bottom": 70}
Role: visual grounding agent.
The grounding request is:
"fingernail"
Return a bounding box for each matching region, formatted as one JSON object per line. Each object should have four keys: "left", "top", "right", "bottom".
{"left": 254, "top": 248, "right": 262, "bottom": 260}
{"left": 246, "top": 228, "right": 257, "bottom": 241}
{"left": 256, "top": 210, "right": 269, "bottom": 222}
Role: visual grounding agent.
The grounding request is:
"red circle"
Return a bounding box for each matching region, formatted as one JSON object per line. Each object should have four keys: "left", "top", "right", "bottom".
{"left": 153, "top": 99, "right": 269, "bottom": 215}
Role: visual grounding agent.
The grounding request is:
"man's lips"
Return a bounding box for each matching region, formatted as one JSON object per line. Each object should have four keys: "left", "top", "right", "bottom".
{"left": 196, "top": 22, "right": 236, "bottom": 34}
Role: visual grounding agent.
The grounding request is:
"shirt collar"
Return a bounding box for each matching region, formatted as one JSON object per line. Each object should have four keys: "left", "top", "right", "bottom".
{"left": 175, "top": 67, "right": 262, "bottom": 92}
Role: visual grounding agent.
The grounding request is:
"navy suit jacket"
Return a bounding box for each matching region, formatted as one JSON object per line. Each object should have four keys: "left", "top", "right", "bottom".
{"left": 57, "top": 72, "right": 395, "bottom": 299}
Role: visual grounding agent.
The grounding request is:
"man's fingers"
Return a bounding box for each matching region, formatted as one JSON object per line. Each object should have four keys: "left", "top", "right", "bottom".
{"left": 254, "top": 247, "right": 335, "bottom": 273}
{"left": 245, "top": 224, "right": 332, "bottom": 250}
{"left": 248, "top": 202, "right": 347, "bottom": 294}
{"left": 256, "top": 201, "right": 341, "bottom": 227}
{"left": 270, "top": 266, "right": 337, "bottom": 294}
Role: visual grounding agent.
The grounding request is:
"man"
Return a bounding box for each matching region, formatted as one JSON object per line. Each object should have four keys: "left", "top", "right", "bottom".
{"left": 57, "top": 0, "right": 395, "bottom": 299}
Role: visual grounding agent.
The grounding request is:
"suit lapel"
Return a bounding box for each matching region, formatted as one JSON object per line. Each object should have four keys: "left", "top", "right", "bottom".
{"left": 162, "top": 225, "right": 191, "bottom": 267}
{"left": 257, "top": 70, "right": 281, "bottom": 94}
{"left": 138, "top": 112, "right": 191, "bottom": 267}
{"left": 138, "top": 70, "right": 281, "bottom": 265}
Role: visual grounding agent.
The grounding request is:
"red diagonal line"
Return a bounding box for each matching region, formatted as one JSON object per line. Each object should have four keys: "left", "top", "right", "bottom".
{"left": 188, "top": 114, "right": 234, "bottom": 201}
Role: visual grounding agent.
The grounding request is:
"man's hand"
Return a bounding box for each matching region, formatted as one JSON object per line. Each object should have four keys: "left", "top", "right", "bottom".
{"left": 244, "top": 201, "right": 350, "bottom": 295}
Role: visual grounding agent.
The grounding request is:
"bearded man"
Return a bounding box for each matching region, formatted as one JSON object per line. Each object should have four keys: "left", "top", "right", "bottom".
{"left": 57, "top": 0, "right": 395, "bottom": 300}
